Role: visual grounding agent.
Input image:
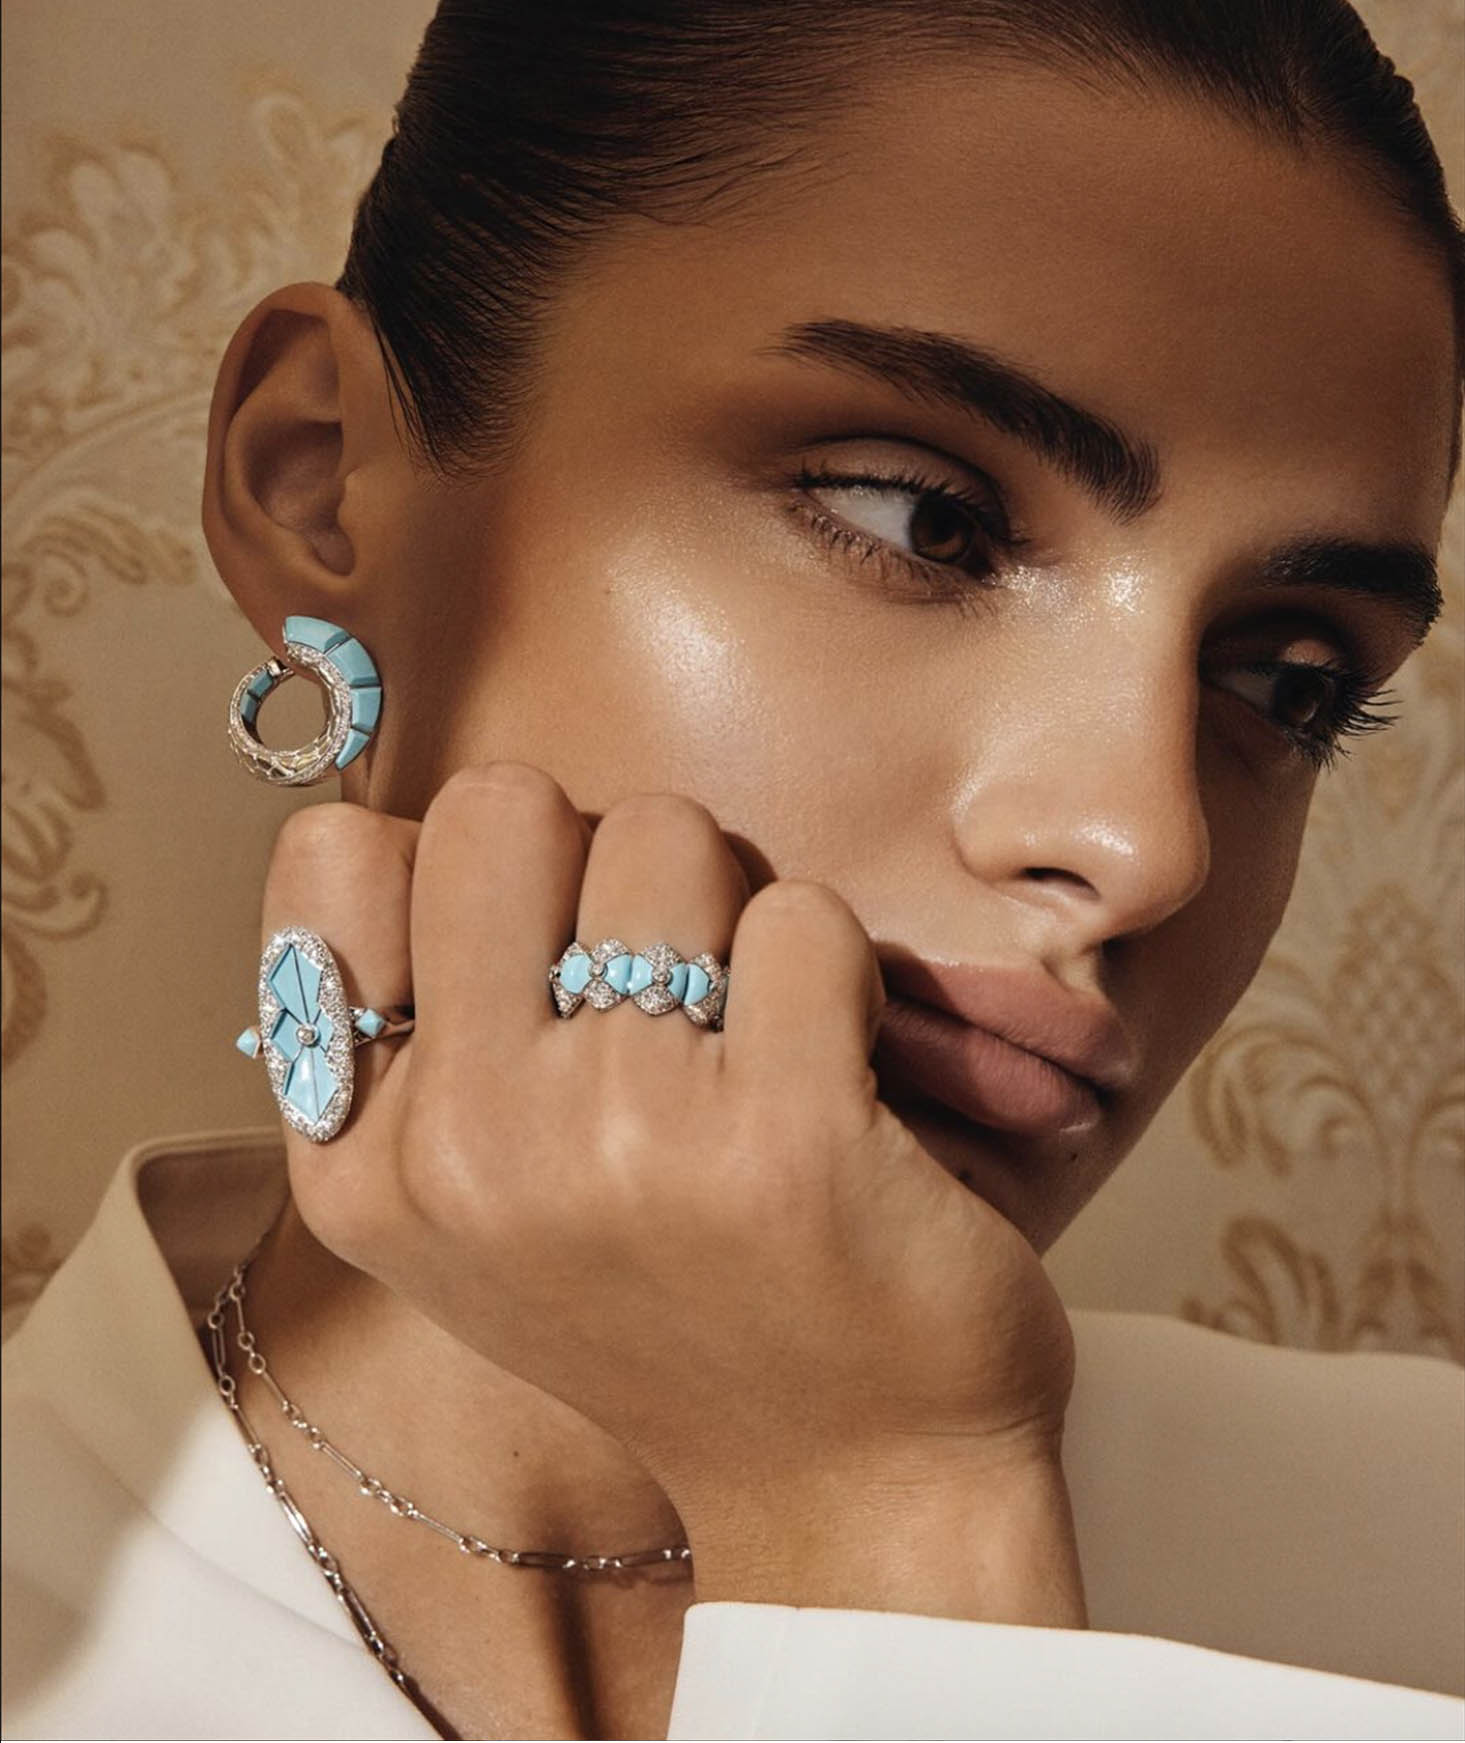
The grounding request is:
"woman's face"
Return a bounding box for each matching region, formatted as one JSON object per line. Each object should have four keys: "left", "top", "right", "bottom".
{"left": 335, "top": 64, "right": 1455, "bottom": 1251}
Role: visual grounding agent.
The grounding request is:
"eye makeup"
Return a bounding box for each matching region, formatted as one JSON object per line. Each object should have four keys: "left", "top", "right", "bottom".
{"left": 780, "top": 448, "right": 1404, "bottom": 772}
{"left": 786, "top": 454, "right": 1029, "bottom": 616}
{"left": 1214, "top": 658, "right": 1399, "bottom": 771}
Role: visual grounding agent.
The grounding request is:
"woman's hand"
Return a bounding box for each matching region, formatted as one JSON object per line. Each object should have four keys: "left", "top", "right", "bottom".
{"left": 259, "top": 763, "right": 1086, "bottom": 1623}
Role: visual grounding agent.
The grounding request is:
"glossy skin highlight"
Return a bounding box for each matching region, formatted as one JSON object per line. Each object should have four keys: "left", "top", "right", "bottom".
{"left": 280, "top": 70, "right": 1454, "bottom": 1253}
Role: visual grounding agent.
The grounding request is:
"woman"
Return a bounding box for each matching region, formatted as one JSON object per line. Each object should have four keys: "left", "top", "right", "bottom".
{"left": 3, "top": 0, "right": 1462, "bottom": 1737}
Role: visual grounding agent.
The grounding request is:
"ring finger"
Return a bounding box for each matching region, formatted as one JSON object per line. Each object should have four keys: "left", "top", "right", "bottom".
{"left": 571, "top": 791, "right": 751, "bottom": 1047}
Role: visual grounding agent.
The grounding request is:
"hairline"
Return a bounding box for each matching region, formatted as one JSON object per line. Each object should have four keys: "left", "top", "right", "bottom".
{"left": 358, "top": 23, "right": 1464, "bottom": 490}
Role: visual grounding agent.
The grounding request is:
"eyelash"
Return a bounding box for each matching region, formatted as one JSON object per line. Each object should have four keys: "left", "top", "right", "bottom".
{"left": 792, "top": 461, "right": 1019, "bottom": 610}
{"left": 789, "top": 461, "right": 1400, "bottom": 773}
{"left": 1218, "top": 661, "right": 1400, "bottom": 772}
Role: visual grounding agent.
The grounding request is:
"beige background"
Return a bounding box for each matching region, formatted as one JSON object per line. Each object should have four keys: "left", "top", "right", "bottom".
{"left": 3, "top": 1, "right": 1462, "bottom": 1356}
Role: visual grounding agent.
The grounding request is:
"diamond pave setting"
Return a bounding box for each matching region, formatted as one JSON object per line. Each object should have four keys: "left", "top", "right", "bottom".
{"left": 227, "top": 617, "right": 382, "bottom": 787}
{"left": 549, "top": 937, "right": 728, "bottom": 1029}
{"left": 258, "top": 926, "right": 356, "bottom": 1141}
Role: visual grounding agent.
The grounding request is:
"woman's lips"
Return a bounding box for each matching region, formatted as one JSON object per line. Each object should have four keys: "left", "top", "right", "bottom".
{"left": 874, "top": 996, "right": 1103, "bottom": 1136}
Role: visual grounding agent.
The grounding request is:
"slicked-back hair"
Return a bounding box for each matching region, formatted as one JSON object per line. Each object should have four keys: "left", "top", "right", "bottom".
{"left": 337, "top": 0, "right": 1465, "bottom": 478}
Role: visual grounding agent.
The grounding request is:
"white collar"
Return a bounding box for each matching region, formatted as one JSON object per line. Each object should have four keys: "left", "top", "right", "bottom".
{"left": 12, "top": 1128, "right": 1460, "bottom": 1702}
{"left": 9, "top": 1130, "right": 368, "bottom": 1646}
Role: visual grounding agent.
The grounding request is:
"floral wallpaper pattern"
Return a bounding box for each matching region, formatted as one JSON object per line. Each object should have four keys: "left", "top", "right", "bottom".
{"left": 2, "top": 1, "right": 1461, "bottom": 1355}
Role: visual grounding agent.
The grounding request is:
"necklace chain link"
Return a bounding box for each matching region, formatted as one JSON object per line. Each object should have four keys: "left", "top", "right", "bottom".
{"left": 203, "top": 1252, "right": 693, "bottom": 1710}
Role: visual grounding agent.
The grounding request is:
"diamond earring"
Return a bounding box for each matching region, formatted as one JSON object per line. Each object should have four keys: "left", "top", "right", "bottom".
{"left": 228, "top": 616, "right": 381, "bottom": 786}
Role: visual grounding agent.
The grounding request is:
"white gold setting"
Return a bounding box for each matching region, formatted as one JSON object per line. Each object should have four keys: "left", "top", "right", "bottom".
{"left": 679, "top": 952, "right": 728, "bottom": 1029}
{"left": 634, "top": 940, "right": 684, "bottom": 1016}
{"left": 228, "top": 644, "right": 355, "bottom": 786}
{"left": 585, "top": 936, "right": 633, "bottom": 1011}
{"left": 258, "top": 925, "right": 356, "bottom": 1142}
{"left": 548, "top": 937, "right": 729, "bottom": 1030}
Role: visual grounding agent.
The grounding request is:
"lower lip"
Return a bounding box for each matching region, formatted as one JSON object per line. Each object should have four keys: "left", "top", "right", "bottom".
{"left": 874, "top": 998, "right": 1103, "bottom": 1136}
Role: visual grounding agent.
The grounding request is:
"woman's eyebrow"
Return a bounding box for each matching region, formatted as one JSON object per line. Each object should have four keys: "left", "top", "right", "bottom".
{"left": 763, "top": 317, "right": 1163, "bottom": 522}
{"left": 766, "top": 318, "right": 1442, "bottom": 646}
{"left": 1256, "top": 538, "right": 1442, "bottom": 645}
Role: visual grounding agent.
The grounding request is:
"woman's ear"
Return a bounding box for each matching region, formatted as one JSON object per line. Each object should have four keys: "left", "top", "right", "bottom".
{"left": 202, "top": 282, "right": 399, "bottom": 647}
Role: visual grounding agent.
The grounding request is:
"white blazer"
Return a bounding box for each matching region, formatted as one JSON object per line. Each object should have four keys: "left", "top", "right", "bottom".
{"left": 3, "top": 1130, "right": 1462, "bottom": 1742}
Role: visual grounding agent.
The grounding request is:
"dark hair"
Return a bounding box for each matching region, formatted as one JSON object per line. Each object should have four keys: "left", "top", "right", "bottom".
{"left": 337, "top": 0, "right": 1465, "bottom": 478}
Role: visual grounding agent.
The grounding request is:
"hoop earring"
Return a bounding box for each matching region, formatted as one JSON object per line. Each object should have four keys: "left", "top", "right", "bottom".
{"left": 228, "top": 616, "right": 382, "bottom": 786}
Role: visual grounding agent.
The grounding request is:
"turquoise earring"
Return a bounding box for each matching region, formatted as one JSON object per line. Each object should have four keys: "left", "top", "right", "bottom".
{"left": 228, "top": 616, "right": 382, "bottom": 786}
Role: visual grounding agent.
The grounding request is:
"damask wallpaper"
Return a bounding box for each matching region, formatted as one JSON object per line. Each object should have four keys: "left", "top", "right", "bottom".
{"left": 3, "top": 0, "right": 1462, "bottom": 1357}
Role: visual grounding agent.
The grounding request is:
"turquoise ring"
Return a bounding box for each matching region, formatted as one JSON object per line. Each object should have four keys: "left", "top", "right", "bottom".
{"left": 549, "top": 938, "right": 728, "bottom": 1030}
{"left": 228, "top": 616, "right": 382, "bottom": 786}
{"left": 235, "top": 926, "right": 414, "bottom": 1142}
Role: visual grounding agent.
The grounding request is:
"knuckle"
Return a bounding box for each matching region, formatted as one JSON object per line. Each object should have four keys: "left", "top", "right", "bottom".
{"left": 393, "top": 1130, "right": 470, "bottom": 1246}
{"left": 273, "top": 800, "right": 374, "bottom": 864}
{"left": 590, "top": 1072, "right": 665, "bottom": 1178}
{"left": 598, "top": 790, "right": 720, "bottom": 846}
{"left": 432, "top": 759, "right": 567, "bottom": 818}
{"left": 266, "top": 802, "right": 384, "bottom": 901}
{"left": 720, "top": 1094, "right": 786, "bottom": 1169}
{"left": 396, "top": 1062, "right": 465, "bottom": 1186}
{"left": 420, "top": 763, "right": 574, "bottom": 863}
{"left": 746, "top": 877, "right": 858, "bottom": 936}
{"left": 394, "top": 1132, "right": 462, "bottom": 1231}
{"left": 395, "top": 1054, "right": 507, "bottom": 1228}
{"left": 715, "top": 1111, "right": 821, "bottom": 1227}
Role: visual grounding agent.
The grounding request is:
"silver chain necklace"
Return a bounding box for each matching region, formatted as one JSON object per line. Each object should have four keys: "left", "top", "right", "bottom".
{"left": 203, "top": 1253, "right": 692, "bottom": 1719}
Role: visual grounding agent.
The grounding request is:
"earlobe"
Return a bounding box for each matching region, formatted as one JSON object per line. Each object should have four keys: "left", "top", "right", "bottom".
{"left": 202, "top": 283, "right": 393, "bottom": 643}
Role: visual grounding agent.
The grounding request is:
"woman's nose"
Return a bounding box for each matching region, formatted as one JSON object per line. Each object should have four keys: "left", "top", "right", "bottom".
{"left": 952, "top": 653, "right": 1212, "bottom": 952}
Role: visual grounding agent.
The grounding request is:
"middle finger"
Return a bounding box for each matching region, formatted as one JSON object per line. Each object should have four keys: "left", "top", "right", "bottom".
{"left": 572, "top": 792, "right": 750, "bottom": 1031}
{"left": 411, "top": 762, "right": 592, "bottom": 1057}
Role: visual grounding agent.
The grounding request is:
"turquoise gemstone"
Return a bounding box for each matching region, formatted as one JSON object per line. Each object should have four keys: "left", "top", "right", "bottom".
{"left": 246, "top": 670, "right": 275, "bottom": 701}
{"left": 558, "top": 953, "right": 592, "bottom": 995}
{"left": 354, "top": 1008, "right": 385, "bottom": 1039}
{"left": 329, "top": 638, "right": 379, "bottom": 688}
{"left": 627, "top": 955, "right": 653, "bottom": 996}
{"left": 604, "top": 953, "right": 632, "bottom": 995}
{"left": 283, "top": 615, "right": 350, "bottom": 654}
{"left": 268, "top": 1007, "right": 296, "bottom": 1054}
{"left": 285, "top": 1048, "right": 337, "bottom": 1123}
{"left": 269, "top": 946, "right": 320, "bottom": 1023}
{"left": 683, "top": 964, "right": 710, "bottom": 1006}
{"left": 234, "top": 1027, "right": 261, "bottom": 1059}
{"left": 349, "top": 685, "right": 382, "bottom": 733}
{"left": 335, "top": 728, "right": 373, "bottom": 769}
{"left": 239, "top": 692, "right": 260, "bottom": 727}
{"left": 667, "top": 961, "right": 689, "bottom": 1001}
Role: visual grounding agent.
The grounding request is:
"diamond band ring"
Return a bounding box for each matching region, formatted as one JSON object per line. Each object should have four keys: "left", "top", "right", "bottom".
{"left": 549, "top": 938, "right": 729, "bottom": 1029}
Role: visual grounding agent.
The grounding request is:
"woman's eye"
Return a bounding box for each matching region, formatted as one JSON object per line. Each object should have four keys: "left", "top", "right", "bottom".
{"left": 1212, "top": 657, "right": 1399, "bottom": 772}
{"left": 807, "top": 477, "right": 983, "bottom": 565}
{"left": 790, "top": 468, "right": 1403, "bottom": 772}
{"left": 790, "top": 462, "right": 1023, "bottom": 607}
